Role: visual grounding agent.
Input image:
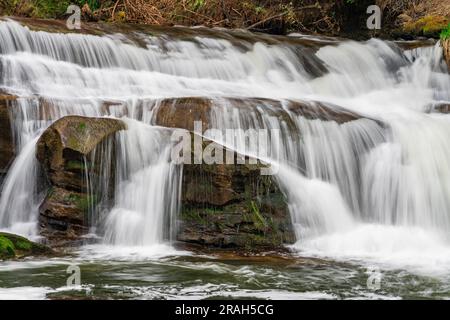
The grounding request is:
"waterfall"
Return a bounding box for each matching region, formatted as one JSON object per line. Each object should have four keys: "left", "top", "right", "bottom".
{"left": 103, "top": 119, "right": 182, "bottom": 246}
{"left": 0, "top": 18, "right": 449, "bottom": 265}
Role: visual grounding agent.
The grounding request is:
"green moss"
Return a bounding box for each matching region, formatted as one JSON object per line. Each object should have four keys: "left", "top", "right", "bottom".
{"left": 63, "top": 193, "right": 97, "bottom": 212}
{"left": 65, "top": 160, "right": 89, "bottom": 171}
{"left": 404, "top": 15, "right": 450, "bottom": 37}
{"left": 75, "top": 195, "right": 97, "bottom": 212}
{"left": 181, "top": 208, "right": 207, "bottom": 224}
{"left": 0, "top": 233, "right": 52, "bottom": 260}
{"left": 0, "top": 236, "right": 16, "bottom": 258}
{"left": 14, "top": 239, "right": 33, "bottom": 251}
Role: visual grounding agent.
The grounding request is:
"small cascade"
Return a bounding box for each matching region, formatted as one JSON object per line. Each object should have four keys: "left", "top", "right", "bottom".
{"left": 103, "top": 119, "right": 182, "bottom": 246}
{"left": 0, "top": 98, "right": 48, "bottom": 238}
{"left": 0, "top": 98, "right": 102, "bottom": 238}
{"left": 276, "top": 165, "right": 355, "bottom": 241}
{"left": 0, "top": 135, "right": 41, "bottom": 237}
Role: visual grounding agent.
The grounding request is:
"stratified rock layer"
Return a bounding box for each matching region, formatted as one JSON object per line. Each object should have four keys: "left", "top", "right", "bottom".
{"left": 178, "top": 136, "right": 295, "bottom": 249}
{"left": 36, "top": 116, "right": 126, "bottom": 247}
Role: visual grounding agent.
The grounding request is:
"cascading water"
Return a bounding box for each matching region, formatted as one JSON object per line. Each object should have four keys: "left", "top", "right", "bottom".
{"left": 0, "top": 18, "right": 449, "bottom": 272}
{"left": 103, "top": 119, "right": 182, "bottom": 246}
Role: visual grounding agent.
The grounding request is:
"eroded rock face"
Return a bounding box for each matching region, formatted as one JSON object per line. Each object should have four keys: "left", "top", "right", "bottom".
{"left": 36, "top": 116, "right": 126, "bottom": 247}
{"left": 0, "top": 94, "right": 16, "bottom": 179}
{"left": 178, "top": 136, "right": 295, "bottom": 250}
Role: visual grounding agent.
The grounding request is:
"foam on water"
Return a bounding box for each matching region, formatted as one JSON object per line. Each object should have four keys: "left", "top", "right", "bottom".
{"left": 0, "top": 287, "right": 52, "bottom": 300}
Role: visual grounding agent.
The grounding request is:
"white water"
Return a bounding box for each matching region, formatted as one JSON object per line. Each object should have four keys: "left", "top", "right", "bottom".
{"left": 103, "top": 119, "right": 182, "bottom": 246}
{"left": 0, "top": 19, "right": 450, "bottom": 272}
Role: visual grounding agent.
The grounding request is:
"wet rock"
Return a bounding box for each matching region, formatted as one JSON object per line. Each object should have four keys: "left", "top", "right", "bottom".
{"left": 36, "top": 116, "right": 126, "bottom": 246}
{"left": 0, "top": 232, "right": 52, "bottom": 260}
{"left": 178, "top": 135, "right": 295, "bottom": 250}
{"left": 153, "top": 97, "right": 362, "bottom": 133}
{"left": 436, "top": 104, "right": 450, "bottom": 113}
{"left": 154, "top": 97, "right": 213, "bottom": 132}
{"left": 37, "top": 116, "right": 126, "bottom": 190}
{"left": 442, "top": 39, "right": 450, "bottom": 71}
{"left": 0, "top": 94, "right": 16, "bottom": 176}
{"left": 428, "top": 102, "right": 450, "bottom": 113}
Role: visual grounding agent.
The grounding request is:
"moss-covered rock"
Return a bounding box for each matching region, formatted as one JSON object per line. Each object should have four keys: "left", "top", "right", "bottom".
{"left": 178, "top": 135, "right": 295, "bottom": 250}
{"left": 403, "top": 15, "right": 450, "bottom": 38}
{"left": 0, "top": 232, "right": 52, "bottom": 260}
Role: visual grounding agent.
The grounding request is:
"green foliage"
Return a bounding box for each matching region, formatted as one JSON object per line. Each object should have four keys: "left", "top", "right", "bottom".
{"left": 250, "top": 200, "right": 268, "bottom": 230}
{"left": 254, "top": 6, "right": 264, "bottom": 14}
{"left": 190, "top": 0, "right": 205, "bottom": 11}
{"left": 85, "top": 0, "right": 100, "bottom": 11}
{"left": 0, "top": 0, "right": 102, "bottom": 18}
{"left": 441, "top": 23, "right": 450, "bottom": 40}
{"left": 32, "top": 0, "right": 72, "bottom": 18}
{"left": 64, "top": 193, "right": 97, "bottom": 212}
{"left": 181, "top": 208, "right": 207, "bottom": 224}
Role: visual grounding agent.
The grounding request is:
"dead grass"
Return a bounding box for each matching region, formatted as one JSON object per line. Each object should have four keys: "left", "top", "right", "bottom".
{"left": 88, "top": 0, "right": 338, "bottom": 34}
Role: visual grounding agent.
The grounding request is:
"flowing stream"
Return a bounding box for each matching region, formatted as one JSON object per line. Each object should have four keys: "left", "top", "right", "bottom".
{"left": 0, "top": 19, "right": 450, "bottom": 299}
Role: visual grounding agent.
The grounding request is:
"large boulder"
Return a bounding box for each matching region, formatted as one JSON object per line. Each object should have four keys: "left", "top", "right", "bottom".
{"left": 0, "top": 232, "right": 52, "bottom": 260}
{"left": 0, "top": 94, "right": 16, "bottom": 180}
{"left": 36, "top": 116, "right": 127, "bottom": 247}
{"left": 178, "top": 135, "right": 295, "bottom": 250}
